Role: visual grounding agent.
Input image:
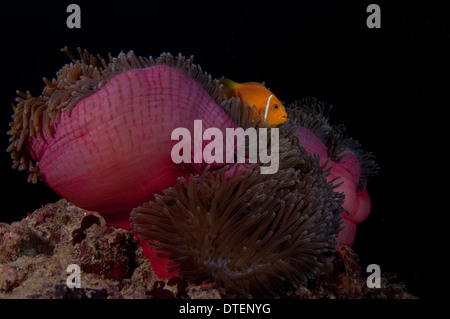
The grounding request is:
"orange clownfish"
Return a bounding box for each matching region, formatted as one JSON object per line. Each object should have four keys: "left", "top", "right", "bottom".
{"left": 220, "top": 79, "right": 288, "bottom": 127}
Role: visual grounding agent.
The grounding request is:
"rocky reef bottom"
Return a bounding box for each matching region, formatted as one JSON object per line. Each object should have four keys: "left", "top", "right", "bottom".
{"left": 0, "top": 200, "right": 416, "bottom": 299}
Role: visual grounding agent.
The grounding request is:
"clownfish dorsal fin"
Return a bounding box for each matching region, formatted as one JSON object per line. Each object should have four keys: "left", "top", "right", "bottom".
{"left": 243, "top": 81, "right": 267, "bottom": 88}
{"left": 219, "top": 78, "right": 239, "bottom": 93}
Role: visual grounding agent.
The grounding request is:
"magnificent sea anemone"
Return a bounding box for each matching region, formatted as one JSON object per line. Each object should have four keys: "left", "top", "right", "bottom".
{"left": 7, "top": 48, "right": 376, "bottom": 298}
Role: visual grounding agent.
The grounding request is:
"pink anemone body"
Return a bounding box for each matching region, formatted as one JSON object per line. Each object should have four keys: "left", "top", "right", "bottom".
{"left": 295, "top": 126, "right": 371, "bottom": 246}
{"left": 27, "top": 65, "right": 236, "bottom": 278}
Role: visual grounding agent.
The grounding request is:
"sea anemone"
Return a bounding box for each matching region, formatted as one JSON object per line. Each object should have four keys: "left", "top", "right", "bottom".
{"left": 130, "top": 138, "right": 344, "bottom": 298}
{"left": 7, "top": 48, "right": 237, "bottom": 217}
{"left": 7, "top": 48, "right": 376, "bottom": 296}
{"left": 285, "top": 100, "right": 378, "bottom": 245}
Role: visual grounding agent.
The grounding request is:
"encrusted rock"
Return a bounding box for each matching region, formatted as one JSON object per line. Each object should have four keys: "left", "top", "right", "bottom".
{"left": 0, "top": 199, "right": 415, "bottom": 299}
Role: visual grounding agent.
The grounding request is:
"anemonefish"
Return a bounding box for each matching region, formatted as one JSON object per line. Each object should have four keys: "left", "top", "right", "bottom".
{"left": 220, "top": 79, "right": 288, "bottom": 127}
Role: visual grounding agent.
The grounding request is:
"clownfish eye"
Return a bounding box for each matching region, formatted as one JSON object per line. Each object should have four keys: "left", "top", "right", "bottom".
{"left": 274, "top": 105, "right": 279, "bottom": 109}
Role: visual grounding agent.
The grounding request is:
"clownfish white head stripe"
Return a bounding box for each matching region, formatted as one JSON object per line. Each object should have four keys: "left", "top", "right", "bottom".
{"left": 264, "top": 94, "right": 273, "bottom": 122}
